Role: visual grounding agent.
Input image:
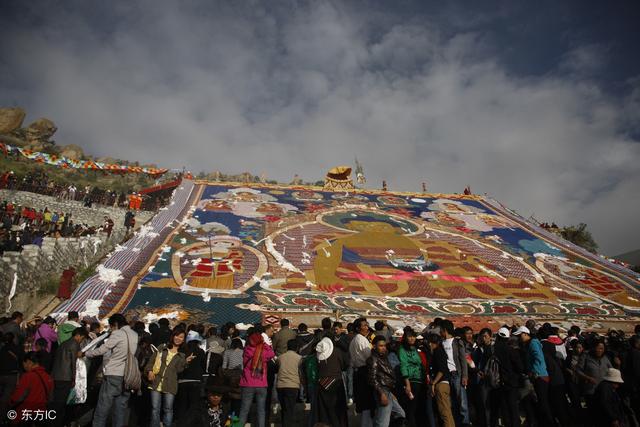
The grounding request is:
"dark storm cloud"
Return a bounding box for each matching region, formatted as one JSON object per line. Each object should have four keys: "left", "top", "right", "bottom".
{"left": 1, "top": 1, "right": 639, "bottom": 255}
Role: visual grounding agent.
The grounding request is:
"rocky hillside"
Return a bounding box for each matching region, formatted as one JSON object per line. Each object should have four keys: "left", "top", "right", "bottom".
{"left": 0, "top": 107, "right": 60, "bottom": 152}
{"left": 0, "top": 107, "right": 170, "bottom": 192}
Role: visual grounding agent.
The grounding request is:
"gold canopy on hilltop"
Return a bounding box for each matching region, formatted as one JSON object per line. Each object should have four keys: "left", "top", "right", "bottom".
{"left": 323, "top": 166, "right": 355, "bottom": 191}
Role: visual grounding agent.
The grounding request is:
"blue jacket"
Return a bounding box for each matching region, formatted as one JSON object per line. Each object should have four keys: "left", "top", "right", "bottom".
{"left": 527, "top": 338, "right": 548, "bottom": 377}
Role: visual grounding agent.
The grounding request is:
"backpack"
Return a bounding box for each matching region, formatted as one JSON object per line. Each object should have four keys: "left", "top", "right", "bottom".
{"left": 484, "top": 352, "right": 501, "bottom": 389}
{"left": 123, "top": 330, "right": 142, "bottom": 392}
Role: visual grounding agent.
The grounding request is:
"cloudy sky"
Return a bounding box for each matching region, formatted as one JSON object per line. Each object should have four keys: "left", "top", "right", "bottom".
{"left": 1, "top": 1, "right": 639, "bottom": 255}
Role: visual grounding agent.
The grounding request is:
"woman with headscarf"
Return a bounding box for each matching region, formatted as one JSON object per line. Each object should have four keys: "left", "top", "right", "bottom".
{"left": 237, "top": 327, "right": 275, "bottom": 427}
{"left": 316, "top": 336, "right": 348, "bottom": 427}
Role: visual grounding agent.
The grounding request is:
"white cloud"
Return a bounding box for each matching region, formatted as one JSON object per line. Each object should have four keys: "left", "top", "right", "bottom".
{"left": 1, "top": 2, "right": 639, "bottom": 254}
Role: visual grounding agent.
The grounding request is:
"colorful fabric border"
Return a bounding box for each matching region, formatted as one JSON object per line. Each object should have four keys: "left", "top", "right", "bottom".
{"left": 0, "top": 141, "right": 168, "bottom": 177}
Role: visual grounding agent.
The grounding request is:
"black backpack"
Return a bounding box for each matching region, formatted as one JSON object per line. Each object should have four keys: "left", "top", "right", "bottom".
{"left": 484, "top": 350, "right": 501, "bottom": 389}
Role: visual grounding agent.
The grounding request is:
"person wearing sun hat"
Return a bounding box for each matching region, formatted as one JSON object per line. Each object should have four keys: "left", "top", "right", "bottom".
{"left": 513, "top": 325, "right": 555, "bottom": 426}
{"left": 592, "top": 368, "right": 627, "bottom": 427}
{"left": 576, "top": 339, "right": 613, "bottom": 419}
{"left": 316, "top": 336, "right": 348, "bottom": 427}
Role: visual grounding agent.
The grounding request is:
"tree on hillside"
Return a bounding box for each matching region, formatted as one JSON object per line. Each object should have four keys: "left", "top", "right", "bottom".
{"left": 560, "top": 223, "right": 599, "bottom": 253}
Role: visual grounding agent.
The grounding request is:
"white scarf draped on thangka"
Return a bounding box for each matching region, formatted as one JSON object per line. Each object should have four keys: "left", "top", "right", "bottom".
{"left": 96, "top": 265, "right": 124, "bottom": 284}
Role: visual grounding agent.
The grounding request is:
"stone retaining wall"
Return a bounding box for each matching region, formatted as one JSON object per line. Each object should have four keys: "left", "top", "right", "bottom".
{"left": 0, "top": 189, "right": 155, "bottom": 315}
{"left": 0, "top": 189, "right": 153, "bottom": 229}
{"left": 0, "top": 230, "right": 131, "bottom": 315}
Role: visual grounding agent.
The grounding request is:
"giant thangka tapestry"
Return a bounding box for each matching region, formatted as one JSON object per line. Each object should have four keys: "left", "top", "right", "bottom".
{"left": 79, "top": 182, "right": 640, "bottom": 330}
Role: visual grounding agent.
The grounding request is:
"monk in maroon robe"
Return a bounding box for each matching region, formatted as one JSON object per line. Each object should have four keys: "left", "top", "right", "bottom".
{"left": 57, "top": 267, "right": 76, "bottom": 299}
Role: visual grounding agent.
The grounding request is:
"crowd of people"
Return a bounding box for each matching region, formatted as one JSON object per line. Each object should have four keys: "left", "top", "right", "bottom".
{"left": 1, "top": 169, "right": 181, "bottom": 212}
{"left": 0, "top": 170, "right": 130, "bottom": 209}
{"left": 0, "top": 200, "right": 118, "bottom": 255}
{"left": 0, "top": 311, "right": 638, "bottom": 427}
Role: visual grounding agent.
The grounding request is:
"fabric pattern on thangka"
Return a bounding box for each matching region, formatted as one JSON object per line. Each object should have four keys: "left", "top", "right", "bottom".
{"left": 55, "top": 180, "right": 197, "bottom": 321}
{"left": 116, "top": 183, "right": 640, "bottom": 326}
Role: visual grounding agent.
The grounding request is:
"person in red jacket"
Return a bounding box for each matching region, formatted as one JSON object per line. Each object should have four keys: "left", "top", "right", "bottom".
{"left": 28, "top": 208, "right": 36, "bottom": 224}
{"left": 9, "top": 351, "right": 53, "bottom": 423}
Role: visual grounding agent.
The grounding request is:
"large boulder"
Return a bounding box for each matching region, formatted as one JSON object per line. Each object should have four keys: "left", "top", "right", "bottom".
{"left": 25, "top": 118, "right": 57, "bottom": 145}
{"left": 0, "top": 107, "right": 26, "bottom": 134}
{"left": 59, "top": 144, "right": 84, "bottom": 160}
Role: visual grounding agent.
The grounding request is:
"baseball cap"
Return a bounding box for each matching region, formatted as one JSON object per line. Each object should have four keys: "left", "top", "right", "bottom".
{"left": 512, "top": 326, "right": 530, "bottom": 336}
{"left": 186, "top": 330, "right": 203, "bottom": 343}
{"left": 497, "top": 327, "right": 510, "bottom": 338}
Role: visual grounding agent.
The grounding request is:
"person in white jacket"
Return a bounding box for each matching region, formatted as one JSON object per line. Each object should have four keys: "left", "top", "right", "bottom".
{"left": 80, "top": 313, "right": 138, "bottom": 427}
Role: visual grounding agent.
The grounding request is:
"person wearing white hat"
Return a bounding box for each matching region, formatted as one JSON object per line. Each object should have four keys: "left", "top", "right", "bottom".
{"left": 602, "top": 367, "right": 624, "bottom": 384}
{"left": 592, "top": 368, "right": 627, "bottom": 426}
{"left": 497, "top": 327, "right": 510, "bottom": 339}
{"left": 513, "top": 325, "right": 555, "bottom": 426}
{"left": 316, "top": 337, "right": 348, "bottom": 427}
{"left": 186, "top": 330, "right": 203, "bottom": 343}
{"left": 512, "top": 325, "right": 530, "bottom": 337}
{"left": 576, "top": 340, "right": 613, "bottom": 422}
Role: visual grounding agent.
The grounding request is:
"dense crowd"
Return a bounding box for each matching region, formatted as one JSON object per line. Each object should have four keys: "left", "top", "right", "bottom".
{"left": 1, "top": 170, "right": 181, "bottom": 212}
{"left": 0, "top": 171, "right": 129, "bottom": 209}
{"left": 0, "top": 200, "right": 120, "bottom": 255}
{"left": 0, "top": 311, "right": 638, "bottom": 427}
